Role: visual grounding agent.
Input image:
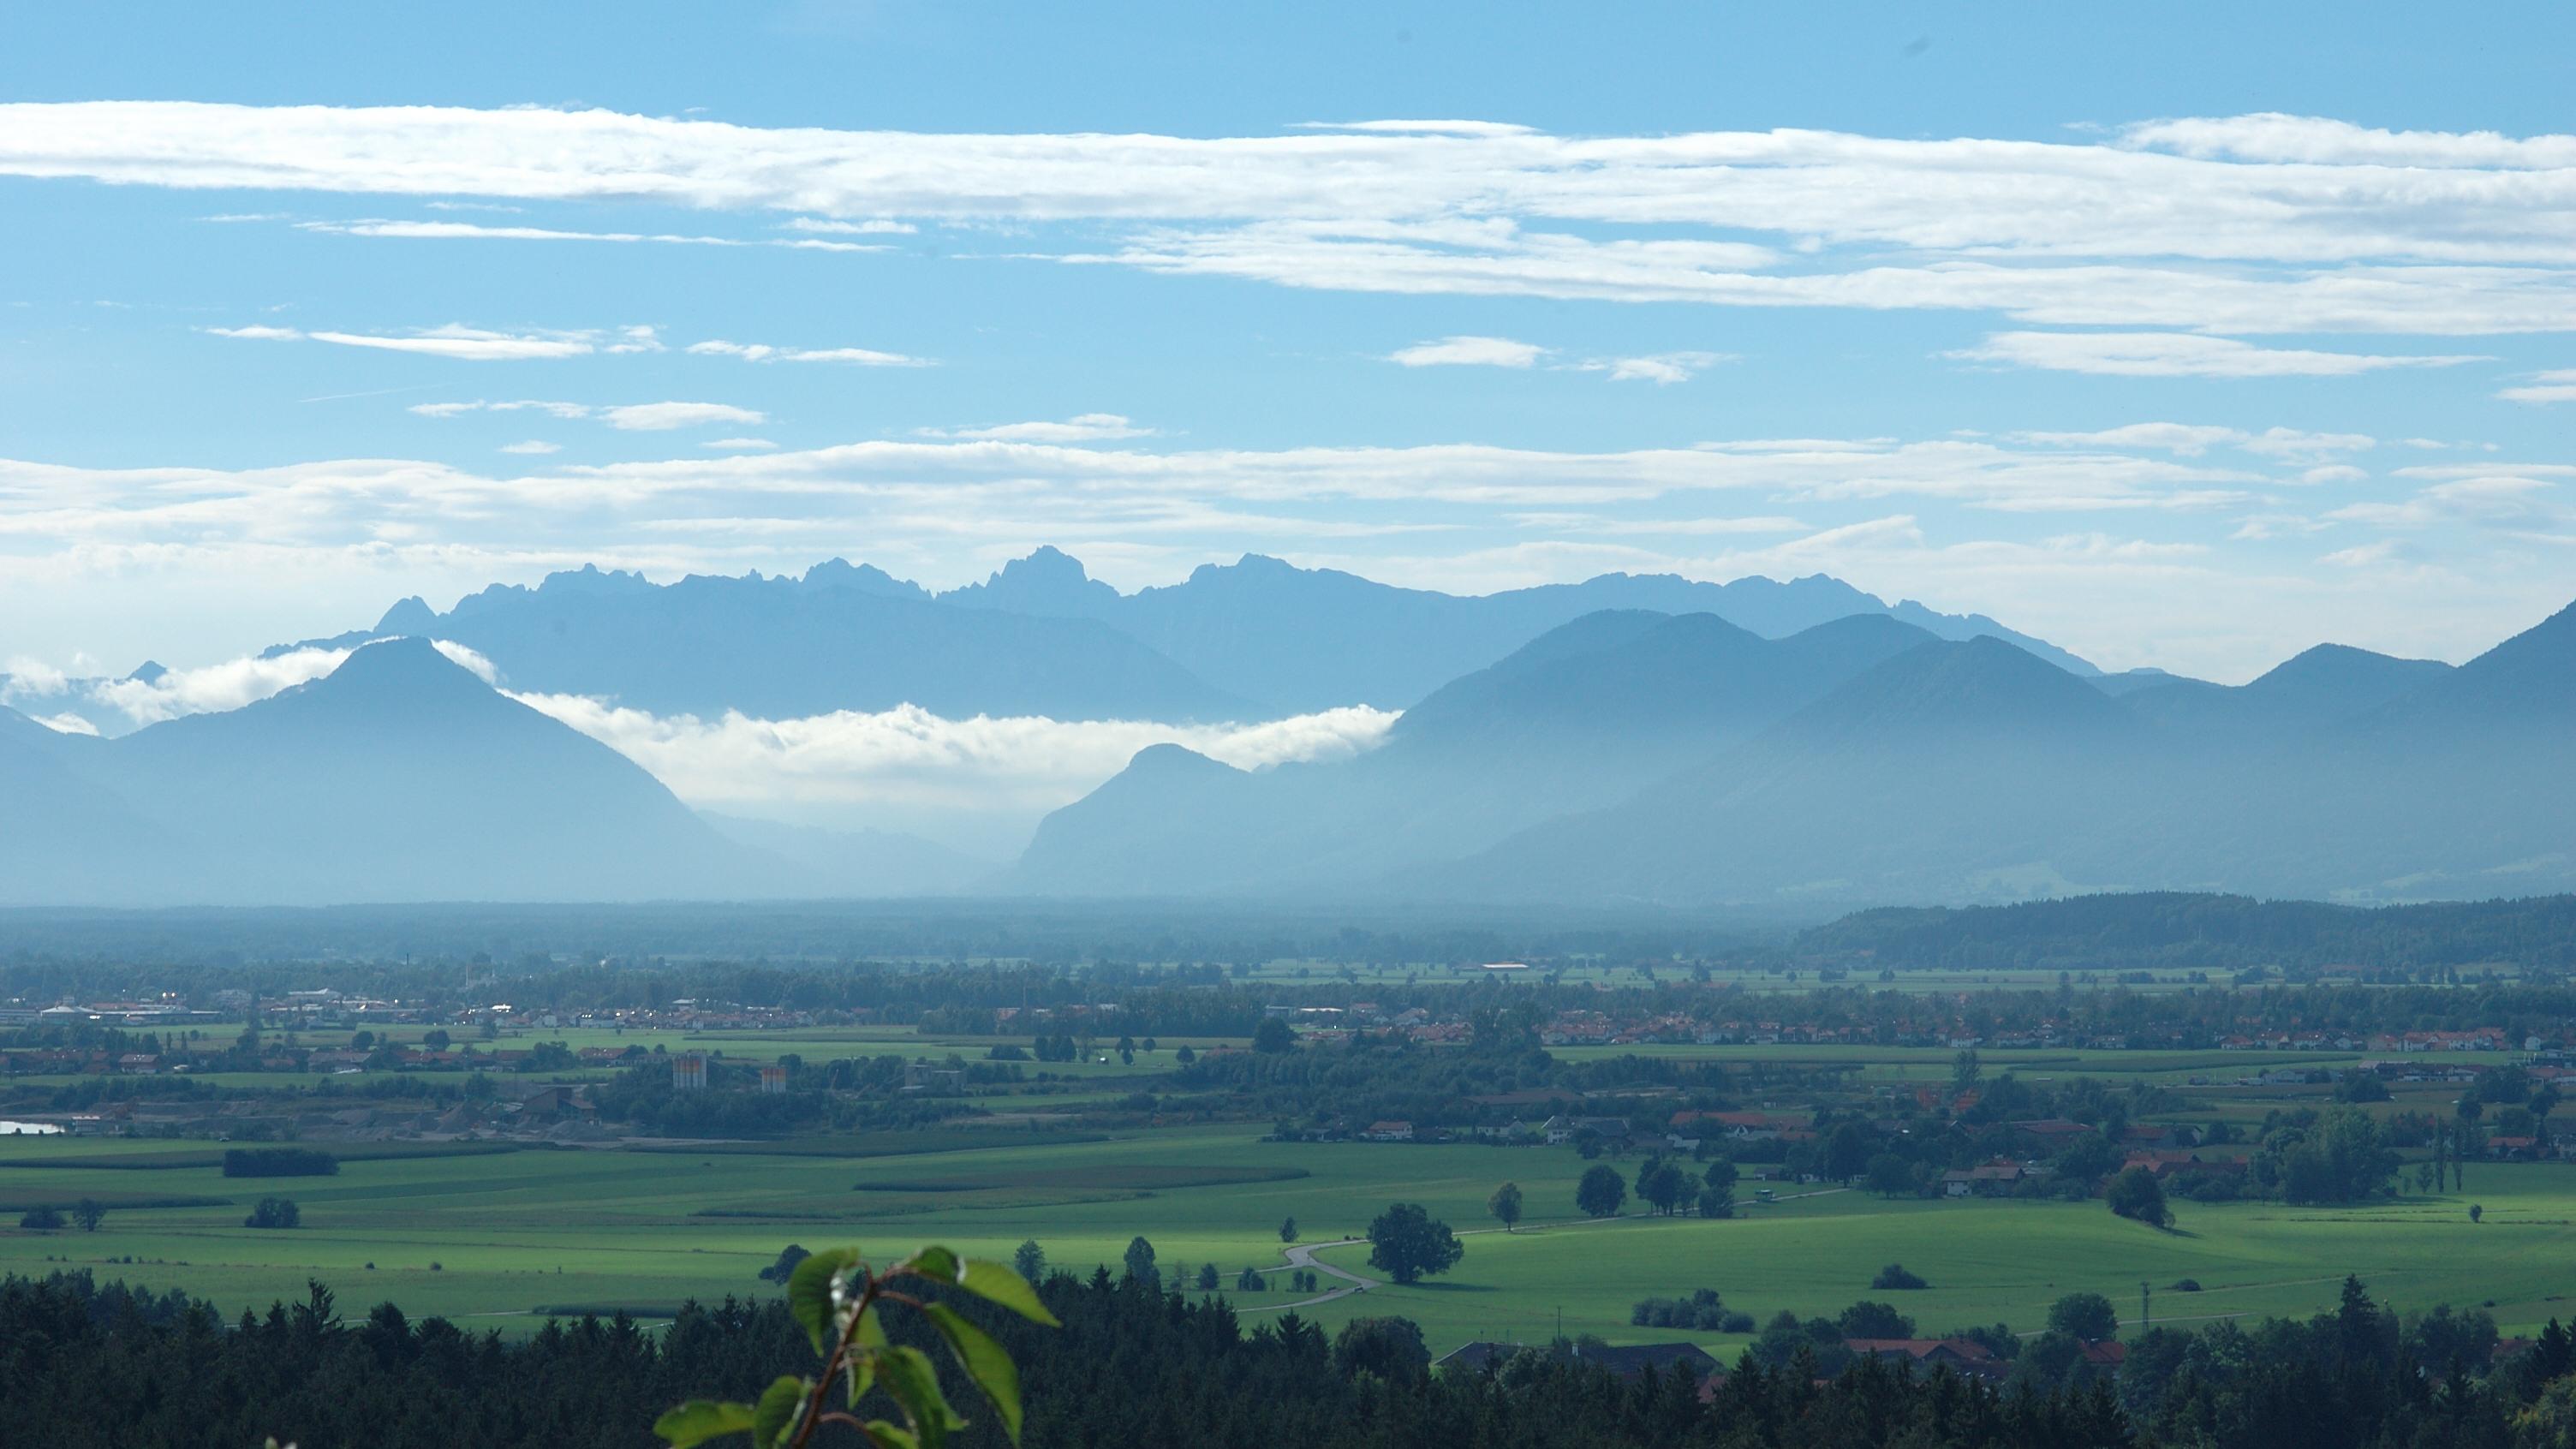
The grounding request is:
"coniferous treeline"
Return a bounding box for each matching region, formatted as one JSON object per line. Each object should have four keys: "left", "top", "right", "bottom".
{"left": 6, "top": 1267, "right": 2572, "bottom": 1449}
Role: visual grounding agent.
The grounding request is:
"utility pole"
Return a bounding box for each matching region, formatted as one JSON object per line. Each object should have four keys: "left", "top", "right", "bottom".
{"left": 2141, "top": 1281, "right": 2151, "bottom": 1333}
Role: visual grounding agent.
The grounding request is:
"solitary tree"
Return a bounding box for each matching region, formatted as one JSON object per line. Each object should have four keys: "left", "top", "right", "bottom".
{"left": 1577, "top": 1163, "right": 1628, "bottom": 1218}
{"left": 2471, "top": 1203, "right": 2485, "bottom": 1223}
{"left": 2107, "top": 1166, "right": 2174, "bottom": 1228}
{"left": 1697, "top": 1159, "right": 1739, "bottom": 1219}
{"left": 245, "top": 1197, "right": 301, "bottom": 1230}
{"left": 1279, "top": 1216, "right": 1299, "bottom": 1243}
{"left": 1012, "top": 1238, "right": 1046, "bottom": 1283}
{"left": 17, "top": 1205, "right": 64, "bottom": 1231}
{"left": 1332, "top": 1316, "right": 1433, "bottom": 1384}
{"left": 2048, "top": 1291, "right": 2120, "bottom": 1343}
{"left": 1865, "top": 1154, "right": 1915, "bottom": 1199}
{"left": 72, "top": 1198, "right": 105, "bottom": 1233}
{"left": 1196, "top": 1262, "right": 1219, "bottom": 1292}
{"left": 1123, "top": 1235, "right": 1158, "bottom": 1284}
{"left": 1364, "top": 1202, "right": 1464, "bottom": 1285}
{"left": 1488, "top": 1181, "right": 1524, "bottom": 1232}
{"left": 1871, "top": 1262, "right": 1929, "bottom": 1291}
{"left": 1953, "top": 1048, "right": 1983, "bottom": 1091}
{"left": 1174, "top": 1044, "right": 1197, "bottom": 1064}
{"left": 758, "top": 1244, "right": 811, "bottom": 1284}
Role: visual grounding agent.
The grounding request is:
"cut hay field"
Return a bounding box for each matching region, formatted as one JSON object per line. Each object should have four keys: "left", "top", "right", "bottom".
{"left": 9, "top": 1125, "right": 2576, "bottom": 1357}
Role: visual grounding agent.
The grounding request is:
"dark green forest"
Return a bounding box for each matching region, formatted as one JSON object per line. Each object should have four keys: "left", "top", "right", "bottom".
{"left": 8, "top": 1266, "right": 2575, "bottom": 1449}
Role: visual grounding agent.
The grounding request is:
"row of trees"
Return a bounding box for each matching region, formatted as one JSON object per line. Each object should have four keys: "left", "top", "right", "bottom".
{"left": 1573, "top": 1156, "right": 1740, "bottom": 1219}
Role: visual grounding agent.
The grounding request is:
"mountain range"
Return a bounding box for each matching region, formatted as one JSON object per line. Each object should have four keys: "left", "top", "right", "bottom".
{"left": 1013, "top": 598, "right": 2576, "bottom": 907}
{"left": 248, "top": 549, "right": 2102, "bottom": 724}
{"left": 12, "top": 551, "right": 2570, "bottom": 910}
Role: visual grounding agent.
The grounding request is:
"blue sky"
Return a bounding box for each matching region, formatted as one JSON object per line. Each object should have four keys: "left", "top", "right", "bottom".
{"left": 7, "top": 1, "right": 2576, "bottom": 684}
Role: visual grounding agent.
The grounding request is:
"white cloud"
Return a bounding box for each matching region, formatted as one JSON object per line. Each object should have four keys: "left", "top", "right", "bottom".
{"left": 2329, "top": 475, "right": 2566, "bottom": 530}
{"left": 2010, "top": 424, "right": 2250, "bottom": 456}
{"left": 8, "top": 102, "right": 2576, "bottom": 338}
{"left": 32, "top": 712, "right": 100, "bottom": 736}
{"left": 2234, "top": 427, "right": 2376, "bottom": 461}
{"left": 509, "top": 695, "right": 1399, "bottom": 849}
{"left": 1589, "top": 351, "right": 1731, "bottom": 385}
{"left": 1388, "top": 335, "right": 1547, "bottom": 368}
{"left": 2322, "top": 539, "right": 2420, "bottom": 569}
{"left": 86, "top": 646, "right": 352, "bottom": 725}
{"left": 498, "top": 440, "right": 561, "bottom": 455}
{"left": 1948, "top": 332, "right": 2489, "bottom": 378}
{"left": 412, "top": 399, "right": 593, "bottom": 419}
{"left": 918, "top": 414, "right": 1154, "bottom": 443}
{"left": 784, "top": 217, "right": 915, "bottom": 235}
{"left": 428, "top": 639, "right": 500, "bottom": 683}
{"left": 9, "top": 424, "right": 2573, "bottom": 686}
{"left": 702, "top": 437, "right": 779, "bottom": 451}
{"left": 209, "top": 324, "right": 612, "bottom": 361}
{"left": 2499, "top": 369, "right": 2576, "bottom": 404}
{"left": 687, "top": 339, "right": 929, "bottom": 367}
{"left": 296, "top": 218, "right": 885, "bottom": 253}
{"left": 598, "top": 402, "right": 768, "bottom": 431}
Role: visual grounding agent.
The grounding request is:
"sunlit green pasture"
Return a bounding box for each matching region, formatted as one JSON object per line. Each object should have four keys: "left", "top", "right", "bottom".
{"left": 8, "top": 1125, "right": 2576, "bottom": 1357}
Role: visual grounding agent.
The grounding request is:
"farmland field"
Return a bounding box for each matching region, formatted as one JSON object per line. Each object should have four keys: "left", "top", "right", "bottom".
{"left": 9, "top": 1119, "right": 2574, "bottom": 1356}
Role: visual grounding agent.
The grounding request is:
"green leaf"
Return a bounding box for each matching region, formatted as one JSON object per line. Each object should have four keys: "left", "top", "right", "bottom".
{"left": 862, "top": 1422, "right": 919, "bottom": 1449}
{"left": 904, "top": 1245, "right": 961, "bottom": 1282}
{"left": 843, "top": 1351, "right": 876, "bottom": 1410}
{"left": 787, "top": 1248, "right": 861, "bottom": 1355}
{"left": 924, "top": 1303, "right": 1026, "bottom": 1444}
{"left": 654, "top": 1399, "right": 756, "bottom": 1448}
{"left": 855, "top": 1303, "right": 888, "bottom": 1350}
{"left": 875, "top": 1345, "right": 964, "bottom": 1449}
{"left": 957, "top": 1258, "right": 1061, "bottom": 1327}
{"left": 752, "top": 1376, "right": 808, "bottom": 1449}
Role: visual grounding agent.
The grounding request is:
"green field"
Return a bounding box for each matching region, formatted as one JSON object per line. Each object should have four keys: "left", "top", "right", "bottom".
{"left": 8, "top": 1123, "right": 2574, "bottom": 1355}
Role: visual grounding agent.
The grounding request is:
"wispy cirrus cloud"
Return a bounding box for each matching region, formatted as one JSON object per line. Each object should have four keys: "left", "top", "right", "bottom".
{"left": 917, "top": 414, "right": 1155, "bottom": 443}
{"left": 209, "top": 323, "right": 662, "bottom": 361}
{"left": 2498, "top": 369, "right": 2576, "bottom": 404}
{"left": 296, "top": 218, "right": 884, "bottom": 253}
{"left": 1947, "top": 331, "right": 2489, "bottom": 378}
{"left": 13, "top": 102, "right": 2576, "bottom": 337}
{"left": 686, "top": 339, "right": 929, "bottom": 366}
{"left": 409, "top": 397, "right": 766, "bottom": 431}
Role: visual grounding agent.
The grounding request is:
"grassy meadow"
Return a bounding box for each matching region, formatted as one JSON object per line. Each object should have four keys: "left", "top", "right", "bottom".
{"left": 9, "top": 1116, "right": 2576, "bottom": 1354}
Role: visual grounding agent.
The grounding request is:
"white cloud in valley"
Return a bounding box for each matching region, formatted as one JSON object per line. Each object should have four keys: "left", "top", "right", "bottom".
{"left": 513, "top": 695, "right": 1402, "bottom": 853}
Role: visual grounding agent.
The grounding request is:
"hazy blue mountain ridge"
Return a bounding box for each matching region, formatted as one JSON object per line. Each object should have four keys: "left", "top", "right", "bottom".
{"left": 268, "top": 550, "right": 2096, "bottom": 724}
